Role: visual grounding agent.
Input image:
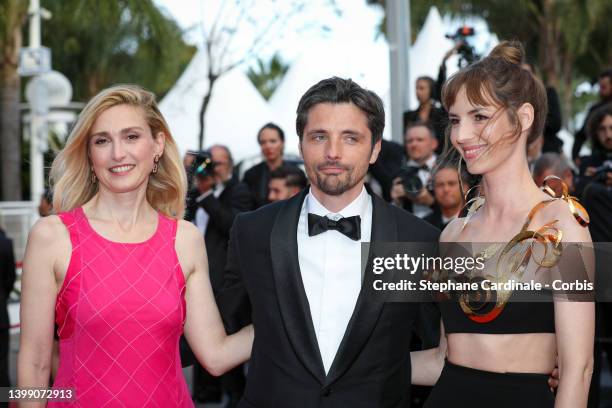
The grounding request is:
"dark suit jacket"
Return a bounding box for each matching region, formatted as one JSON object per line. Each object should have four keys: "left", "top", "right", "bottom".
{"left": 218, "top": 188, "right": 440, "bottom": 407}
{"left": 243, "top": 161, "right": 273, "bottom": 209}
{"left": 243, "top": 160, "right": 301, "bottom": 209}
{"left": 369, "top": 139, "right": 406, "bottom": 202}
{"left": 0, "top": 230, "right": 16, "bottom": 330}
{"left": 199, "top": 179, "right": 253, "bottom": 292}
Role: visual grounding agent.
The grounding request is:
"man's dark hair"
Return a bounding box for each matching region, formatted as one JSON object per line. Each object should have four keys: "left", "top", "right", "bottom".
{"left": 533, "top": 152, "right": 571, "bottom": 179}
{"left": 587, "top": 103, "right": 612, "bottom": 153}
{"left": 599, "top": 69, "right": 612, "bottom": 82}
{"left": 257, "top": 122, "right": 285, "bottom": 143}
{"left": 404, "top": 121, "right": 436, "bottom": 139}
{"left": 296, "top": 77, "right": 385, "bottom": 147}
{"left": 270, "top": 166, "right": 308, "bottom": 190}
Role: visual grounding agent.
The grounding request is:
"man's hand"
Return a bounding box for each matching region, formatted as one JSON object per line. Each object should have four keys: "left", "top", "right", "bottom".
{"left": 548, "top": 365, "right": 559, "bottom": 391}
{"left": 584, "top": 166, "right": 597, "bottom": 177}
{"left": 412, "top": 188, "right": 435, "bottom": 207}
{"left": 195, "top": 175, "right": 215, "bottom": 194}
{"left": 390, "top": 177, "right": 406, "bottom": 205}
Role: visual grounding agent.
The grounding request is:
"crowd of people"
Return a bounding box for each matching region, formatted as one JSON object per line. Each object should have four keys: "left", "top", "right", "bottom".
{"left": 1, "top": 38, "right": 609, "bottom": 408}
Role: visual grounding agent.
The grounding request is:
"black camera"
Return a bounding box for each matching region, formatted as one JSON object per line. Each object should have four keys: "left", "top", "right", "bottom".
{"left": 398, "top": 166, "right": 424, "bottom": 197}
{"left": 594, "top": 160, "right": 612, "bottom": 183}
{"left": 188, "top": 150, "right": 216, "bottom": 179}
{"left": 446, "top": 26, "right": 479, "bottom": 67}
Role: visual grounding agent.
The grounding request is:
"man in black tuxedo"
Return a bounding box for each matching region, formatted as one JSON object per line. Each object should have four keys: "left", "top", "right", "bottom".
{"left": 218, "top": 77, "right": 440, "bottom": 407}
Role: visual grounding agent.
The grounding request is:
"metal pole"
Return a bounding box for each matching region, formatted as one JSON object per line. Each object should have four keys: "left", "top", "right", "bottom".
{"left": 386, "top": 0, "right": 411, "bottom": 144}
{"left": 28, "top": 0, "right": 45, "bottom": 203}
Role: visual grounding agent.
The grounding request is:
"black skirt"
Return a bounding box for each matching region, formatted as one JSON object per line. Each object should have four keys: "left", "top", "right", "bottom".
{"left": 424, "top": 360, "right": 555, "bottom": 408}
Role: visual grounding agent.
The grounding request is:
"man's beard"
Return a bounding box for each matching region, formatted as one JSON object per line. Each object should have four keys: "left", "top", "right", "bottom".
{"left": 311, "top": 161, "right": 363, "bottom": 196}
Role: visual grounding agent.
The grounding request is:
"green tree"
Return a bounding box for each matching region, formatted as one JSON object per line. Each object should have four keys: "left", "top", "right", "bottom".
{"left": 369, "top": 0, "right": 612, "bottom": 128}
{"left": 0, "top": 0, "right": 28, "bottom": 201}
{"left": 247, "top": 53, "right": 289, "bottom": 100}
{"left": 40, "top": 0, "right": 196, "bottom": 101}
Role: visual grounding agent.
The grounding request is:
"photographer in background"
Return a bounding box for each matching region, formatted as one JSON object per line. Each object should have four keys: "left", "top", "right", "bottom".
{"left": 403, "top": 76, "right": 446, "bottom": 151}
{"left": 390, "top": 123, "right": 437, "bottom": 218}
{"left": 576, "top": 104, "right": 612, "bottom": 196}
{"left": 190, "top": 145, "right": 253, "bottom": 406}
{"left": 573, "top": 69, "right": 612, "bottom": 161}
{"left": 576, "top": 104, "right": 612, "bottom": 244}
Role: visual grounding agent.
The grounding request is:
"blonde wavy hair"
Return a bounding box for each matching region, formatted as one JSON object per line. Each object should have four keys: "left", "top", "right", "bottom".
{"left": 50, "top": 84, "right": 187, "bottom": 218}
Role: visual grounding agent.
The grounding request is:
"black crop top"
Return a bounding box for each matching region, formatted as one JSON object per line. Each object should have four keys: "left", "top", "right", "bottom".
{"left": 439, "top": 177, "right": 589, "bottom": 335}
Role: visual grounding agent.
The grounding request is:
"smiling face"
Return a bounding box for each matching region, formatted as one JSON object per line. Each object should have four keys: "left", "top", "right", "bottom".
{"left": 299, "top": 102, "right": 380, "bottom": 197}
{"left": 448, "top": 86, "right": 530, "bottom": 175}
{"left": 88, "top": 104, "right": 164, "bottom": 194}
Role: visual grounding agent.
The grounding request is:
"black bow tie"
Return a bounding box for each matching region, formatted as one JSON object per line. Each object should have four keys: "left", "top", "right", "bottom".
{"left": 307, "top": 213, "right": 361, "bottom": 241}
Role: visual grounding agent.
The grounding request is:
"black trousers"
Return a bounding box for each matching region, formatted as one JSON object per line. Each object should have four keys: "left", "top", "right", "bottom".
{"left": 425, "top": 360, "right": 554, "bottom": 408}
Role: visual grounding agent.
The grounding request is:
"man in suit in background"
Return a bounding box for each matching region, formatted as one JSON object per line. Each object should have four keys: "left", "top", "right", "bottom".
{"left": 219, "top": 77, "right": 440, "bottom": 407}
{"left": 190, "top": 144, "right": 253, "bottom": 406}
{"left": 267, "top": 166, "right": 308, "bottom": 202}
{"left": 424, "top": 164, "right": 469, "bottom": 230}
{"left": 0, "top": 228, "right": 16, "bottom": 406}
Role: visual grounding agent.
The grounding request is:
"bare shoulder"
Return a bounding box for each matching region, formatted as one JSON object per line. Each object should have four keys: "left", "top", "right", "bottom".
{"left": 28, "top": 215, "right": 69, "bottom": 246}
{"left": 24, "top": 215, "right": 71, "bottom": 278}
{"left": 175, "top": 220, "right": 206, "bottom": 280}
{"left": 538, "top": 199, "right": 592, "bottom": 243}
{"left": 176, "top": 219, "right": 204, "bottom": 247}
{"left": 440, "top": 217, "right": 463, "bottom": 243}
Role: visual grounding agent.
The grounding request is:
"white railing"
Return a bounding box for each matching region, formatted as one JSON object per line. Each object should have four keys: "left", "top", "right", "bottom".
{"left": 0, "top": 201, "right": 38, "bottom": 265}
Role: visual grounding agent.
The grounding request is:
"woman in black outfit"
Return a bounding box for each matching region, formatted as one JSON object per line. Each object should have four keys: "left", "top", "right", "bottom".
{"left": 411, "top": 41, "right": 594, "bottom": 408}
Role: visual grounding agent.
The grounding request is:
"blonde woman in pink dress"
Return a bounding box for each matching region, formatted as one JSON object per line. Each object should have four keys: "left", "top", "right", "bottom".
{"left": 17, "top": 85, "right": 253, "bottom": 407}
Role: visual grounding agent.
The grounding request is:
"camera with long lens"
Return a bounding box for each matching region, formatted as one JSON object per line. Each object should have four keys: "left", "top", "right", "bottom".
{"left": 398, "top": 166, "right": 424, "bottom": 197}
{"left": 188, "top": 150, "right": 217, "bottom": 179}
{"left": 445, "top": 26, "right": 479, "bottom": 67}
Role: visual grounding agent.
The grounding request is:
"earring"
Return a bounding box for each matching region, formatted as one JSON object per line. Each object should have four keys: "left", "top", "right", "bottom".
{"left": 90, "top": 166, "right": 97, "bottom": 184}
{"left": 152, "top": 154, "right": 160, "bottom": 174}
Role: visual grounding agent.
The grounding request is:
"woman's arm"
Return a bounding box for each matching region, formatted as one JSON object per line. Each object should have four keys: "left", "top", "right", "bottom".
{"left": 550, "top": 203, "right": 595, "bottom": 408}
{"left": 177, "top": 221, "right": 253, "bottom": 376}
{"left": 17, "top": 217, "right": 63, "bottom": 406}
{"left": 410, "top": 320, "right": 446, "bottom": 386}
{"left": 554, "top": 301, "right": 594, "bottom": 408}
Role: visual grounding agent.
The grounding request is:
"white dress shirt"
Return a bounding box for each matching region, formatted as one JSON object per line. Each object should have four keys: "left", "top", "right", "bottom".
{"left": 297, "top": 186, "right": 372, "bottom": 373}
{"left": 194, "top": 183, "right": 226, "bottom": 234}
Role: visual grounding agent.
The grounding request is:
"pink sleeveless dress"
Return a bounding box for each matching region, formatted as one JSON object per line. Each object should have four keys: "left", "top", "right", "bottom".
{"left": 51, "top": 207, "right": 194, "bottom": 407}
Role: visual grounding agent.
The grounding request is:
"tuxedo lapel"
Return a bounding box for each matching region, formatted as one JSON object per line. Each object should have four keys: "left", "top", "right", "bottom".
{"left": 270, "top": 189, "right": 326, "bottom": 383}
{"left": 325, "top": 193, "right": 398, "bottom": 386}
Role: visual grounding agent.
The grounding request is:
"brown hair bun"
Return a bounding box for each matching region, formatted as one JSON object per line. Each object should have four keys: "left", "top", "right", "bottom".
{"left": 487, "top": 40, "right": 524, "bottom": 66}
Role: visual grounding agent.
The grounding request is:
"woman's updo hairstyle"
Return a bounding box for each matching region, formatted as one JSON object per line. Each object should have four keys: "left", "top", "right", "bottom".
{"left": 441, "top": 40, "right": 548, "bottom": 145}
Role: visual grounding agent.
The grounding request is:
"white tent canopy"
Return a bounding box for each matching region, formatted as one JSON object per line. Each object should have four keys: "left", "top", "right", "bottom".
{"left": 159, "top": 48, "right": 275, "bottom": 162}
{"left": 161, "top": 6, "right": 497, "bottom": 160}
